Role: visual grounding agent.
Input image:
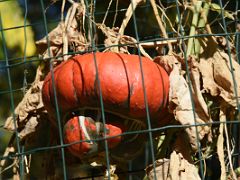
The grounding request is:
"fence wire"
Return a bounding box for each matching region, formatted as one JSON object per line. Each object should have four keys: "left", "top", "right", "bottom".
{"left": 0, "top": 0, "right": 240, "bottom": 179}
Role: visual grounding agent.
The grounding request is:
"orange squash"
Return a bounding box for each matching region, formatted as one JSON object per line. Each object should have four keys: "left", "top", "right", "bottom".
{"left": 42, "top": 52, "right": 169, "bottom": 124}
{"left": 42, "top": 52, "right": 170, "bottom": 158}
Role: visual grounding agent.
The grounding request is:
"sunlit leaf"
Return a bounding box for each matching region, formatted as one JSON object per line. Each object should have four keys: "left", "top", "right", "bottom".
{"left": 210, "top": 3, "right": 234, "bottom": 20}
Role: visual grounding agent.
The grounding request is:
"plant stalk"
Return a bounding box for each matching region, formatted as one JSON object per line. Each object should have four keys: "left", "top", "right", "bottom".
{"left": 194, "top": 0, "right": 212, "bottom": 57}
{"left": 186, "top": 0, "right": 202, "bottom": 57}
{"left": 150, "top": 0, "right": 173, "bottom": 54}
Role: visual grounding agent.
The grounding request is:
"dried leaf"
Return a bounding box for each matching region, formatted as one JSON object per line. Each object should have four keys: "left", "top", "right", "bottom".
{"left": 147, "top": 134, "right": 199, "bottom": 180}
{"left": 35, "top": 22, "right": 64, "bottom": 55}
{"left": 98, "top": 24, "right": 152, "bottom": 59}
{"left": 198, "top": 58, "right": 220, "bottom": 96}
{"left": 213, "top": 51, "right": 240, "bottom": 96}
{"left": 164, "top": 55, "right": 211, "bottom": 150}
{"left": 153, "top": 55, "right": 179, "bottom": 74}
{"left": 98, "top": 24, "right": 128, "bottom": 53}
{"left": 168, "top": 151, "right": 200, "bottom": 180}
{"left": 104, "top": 165, "right": 119, "bottom": 180}
{"left": 199, "top": 51, "right": 240, "bottom": 107}
{"left": 188, "top": 57, "right": 212, "bottom": 141}
{"left": 145, "top": 158, "right": 170, "bottom": 180}
{"left": 4, "top": 66, "right": 45, "bottom": 139}
{"left": 36, "top": 2, "right": 88, "bottom": 60}
{"left": 168, "top": 68, "right": 195, "bottom": 149}
{"left": 18, "top": 117, "right": 38, "bottom": 139}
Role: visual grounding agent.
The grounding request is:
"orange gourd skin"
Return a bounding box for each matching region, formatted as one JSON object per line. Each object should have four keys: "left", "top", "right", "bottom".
{"left": 42, "top": 52, "right": 170, "bottom": 157}
{"left": 42, "top": 52, "right": 169, "bottom": 123}
{"left": 63, "top": 116, "right": 123, "bottom": 158}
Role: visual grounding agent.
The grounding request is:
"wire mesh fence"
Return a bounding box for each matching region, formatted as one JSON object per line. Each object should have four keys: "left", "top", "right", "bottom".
{"left": 0, "top": 0, "right": 240, "bottom": 179}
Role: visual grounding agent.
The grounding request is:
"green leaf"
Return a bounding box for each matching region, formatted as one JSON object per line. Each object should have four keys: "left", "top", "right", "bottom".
{"left": 209, "top": 3, "right": 234, "bottom": 20}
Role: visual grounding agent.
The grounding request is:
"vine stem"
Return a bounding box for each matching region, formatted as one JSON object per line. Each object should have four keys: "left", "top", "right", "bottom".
{"left": 118, "top": 0, "right": 143, "bottom": 35}
{"left": 149, "top": 0, "right": 173, "bottom": 54}
{"left": 195, "top": 0, "right": 212, "bottom": 57}
{"left": 186, "top": 0, "right": 202, "bottom": 57}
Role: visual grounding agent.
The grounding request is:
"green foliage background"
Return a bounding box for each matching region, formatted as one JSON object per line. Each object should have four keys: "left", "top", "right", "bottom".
{"left": 0, "top": 1, "right": 36, "bottom": 153}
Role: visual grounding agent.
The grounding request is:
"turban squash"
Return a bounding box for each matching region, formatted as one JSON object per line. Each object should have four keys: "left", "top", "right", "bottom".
{"left": 42, "top": 52, "right": 170, "bottom": 158}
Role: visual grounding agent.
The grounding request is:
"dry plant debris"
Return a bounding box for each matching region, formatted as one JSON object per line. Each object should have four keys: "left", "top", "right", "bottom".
{"left": 146, "top": 135, "right": 201, "bottom": 180}
{"left": 199, "top": 50, "right": 240, "bottom": 107}
{"left": 36, "top": 1, "right": 88, "bottom": 61}
{"left": 2, "top": 0, "right": 240, "bottom": 179}
{"left": 4, "top": 67, "right": 45, "bottom": 139}
{"left": 155, "top": 54, "right": 212, "bottom": 151}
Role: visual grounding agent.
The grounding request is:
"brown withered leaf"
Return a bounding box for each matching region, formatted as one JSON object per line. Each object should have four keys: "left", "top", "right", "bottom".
{"left": 157, "top": 55, "right": 211, "bottom": 150}
{"left": 98, "top": 23, "right": 152, "bottom": 59}
{"left": 18, "top": 116, "right": 38, "bottom": 139}
{"left": 187, "top": 57, "right": 212, "bottom": 141}
{"left": 98, "top": 24, "right": 128, "bottom": 54}
{"left": 168, "top": 151, "right": 201, "bottom": 180}
{"left": 169, "top": 59, "right": 211, "bottom": 150}
{"left": 213, "top": 51, "right": 240, "bottom": 104}
{"left": 168, "top": 64, "right": 199, "bottom": 149}
{"left": 4, "top": 67, "right": 46, "bottom": 139}
{"left": 145, "top": 158, "right": 170, "bottom": 180}
{"left": 36, "top": 22, "right": 64, "bottom": 55}
{"left": 146, "top": 133, "right": 200, "bottom": 180}
{"left": 104, "top": 165, "right": 119, "bottom": 180}
{"left": 36, "top": 2, "right": 88, "bottom": 60}
{"left": 198, "top": 58, "right": 220, "bottom": 96}
{"left": 199, "top": 50, "right": 240, "bottom": 107}
{"left": 154, "top": 54, "right": 180, "bottom": 74}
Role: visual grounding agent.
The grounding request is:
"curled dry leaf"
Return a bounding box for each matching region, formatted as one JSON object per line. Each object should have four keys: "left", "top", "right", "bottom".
{"left": 98, "top": 24, "right": 129, "bottom": 54}
{"left": 18, "top": 116, "right": 38, "bottom": 139}
{"left": 199, "top": 50, "right": 240, "bottom": 107}
{"left": 36, "top": 22, "right": 64, "bottom": 55}
{"left": 4, "top": 77, "right": 45, "bottom": 139}
{"left": 3, "top": 63, "right": 50, "bottom": 142}
{"left": 155, "top": 55, "right": 212, "bottom": 150}
{"left": 168, "top": 65, "right": 200, "bottom": 149}
{"left": 97, "top": 24, "right": 152, "bottom": 59}
{"left": 146, "top": 133, "right": 200, "bottom": 180}
{"left": 198, "top": 58, "right": 220, "bottom": 96}
{"left": 154, "top": 55, "right": 180, "bottom": 74}
{"left": 36, "top": 2, "right": 88, "bottom": 61}
{"left": 145, "top": 158, "right": 170, "bottom": 180}
{"left": 187, "top": 57, "right": 212, "bottom": 142}
{"left": 168, "top": 151, "right": 201, "bottom": 180}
